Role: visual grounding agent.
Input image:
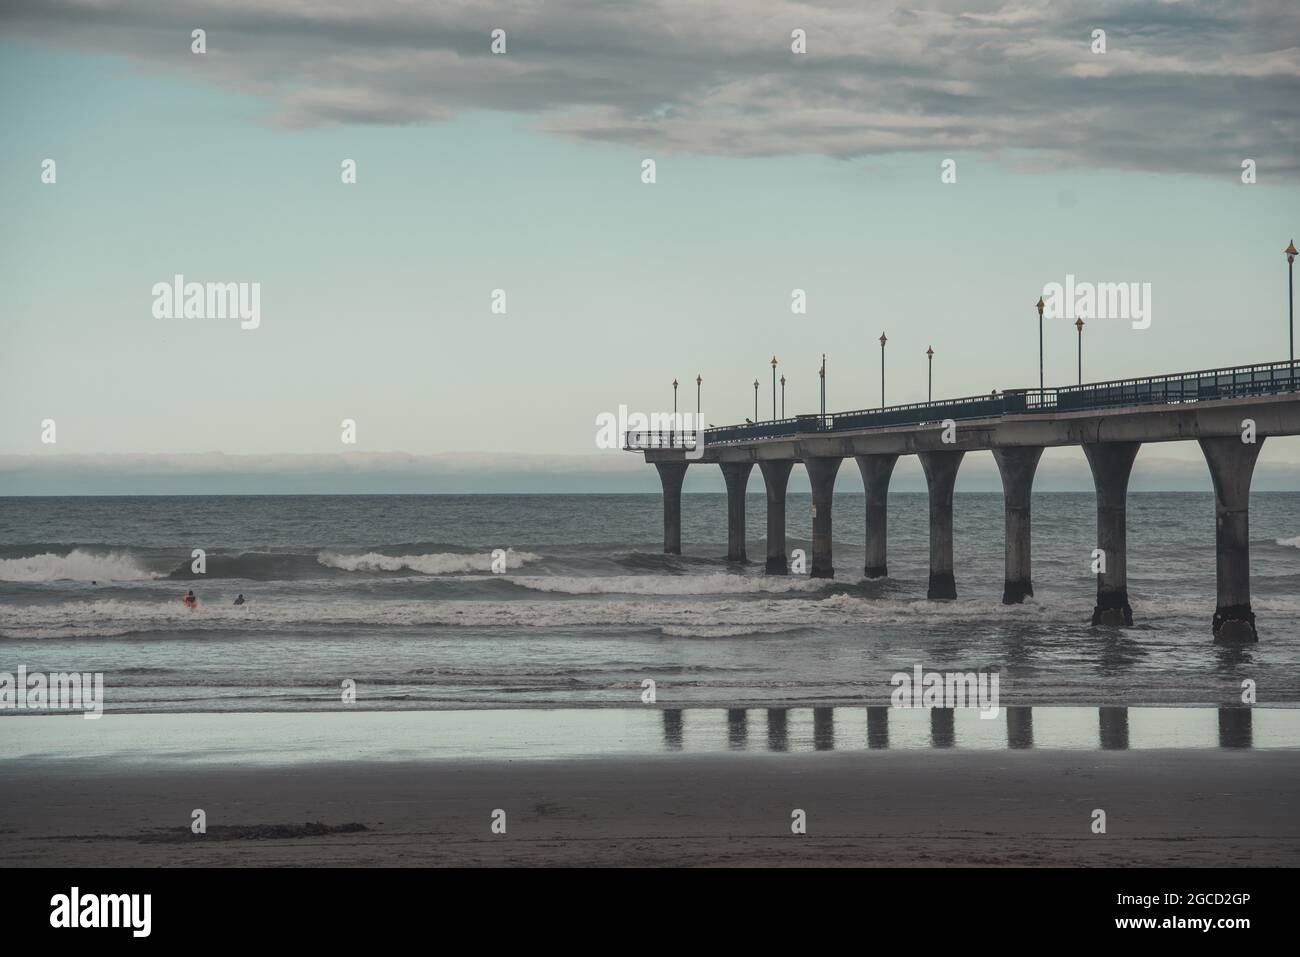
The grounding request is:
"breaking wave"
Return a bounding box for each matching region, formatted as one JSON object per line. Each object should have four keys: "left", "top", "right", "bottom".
{"left": 0, "top": 549, "right": 162, "bottom": 583}
{"left": 317, "top": 549, "right": 541, "bottom": 574}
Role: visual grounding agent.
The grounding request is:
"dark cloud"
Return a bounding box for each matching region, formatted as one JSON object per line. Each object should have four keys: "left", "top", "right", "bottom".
{"left": 3, "top": 0, "right": 1298, "bottom": 175}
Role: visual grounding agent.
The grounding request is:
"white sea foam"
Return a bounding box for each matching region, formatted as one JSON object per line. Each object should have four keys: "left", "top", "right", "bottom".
{"left": 316, "top": 549, "right": 540, "bottom": 574}
{"left": 1278, "top": 535, "right": 1300, "bottom": 549}
{"left": 0, "top": 549, "right": 161, "bottom": 582}
{"left": 504, "top": 573, "right": 828, "bottom": 596}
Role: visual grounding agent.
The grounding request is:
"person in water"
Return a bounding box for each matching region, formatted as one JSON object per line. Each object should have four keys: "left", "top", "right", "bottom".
{"left": 234, "top": 594, "right": 245, "bottom": 606}
{"left": 183, "top": 590, "right": 197, "bottom": 610}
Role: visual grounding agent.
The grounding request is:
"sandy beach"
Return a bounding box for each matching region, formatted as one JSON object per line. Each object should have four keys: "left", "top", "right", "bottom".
{"left": 4, "top": 748, "right": 1297, "bottom": 867}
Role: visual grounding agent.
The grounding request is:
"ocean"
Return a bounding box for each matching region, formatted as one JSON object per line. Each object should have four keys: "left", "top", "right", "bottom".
{"left": 2, "top": 492, "right": 1299, "bottom": 713}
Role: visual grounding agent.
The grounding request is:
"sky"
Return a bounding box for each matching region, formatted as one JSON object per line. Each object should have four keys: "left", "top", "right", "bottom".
{"left": 1, "top": 0, "right": 1298, "bottom": 492}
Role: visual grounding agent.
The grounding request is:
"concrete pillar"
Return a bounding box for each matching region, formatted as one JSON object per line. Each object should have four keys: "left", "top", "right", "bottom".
{"left": 1199, "top": 436, "right": 1265, "bottom": 642}
{"left": 855, "top": 453, "right": 898, "bottom": 578}
{"left": 758, "top": 460, "right": 795, "bottom": 574}
{"left": 654, "top": 462, "right": 689, "bottom": 555}
{"left": 661, "top": 709, "right": 684, "bottom": 751}
{"left": 1217, "top": 707, "right": 1253, "bottom": 748}
{"left": 804, "top": 456, "right": 843, "bottom": 579}
{"left": 992, "top": 446, "right": 1044, "bottom": 604}
{"left": 918, "top": 450, "right": 964, "bottom": 599}
{"left": 727, "top": 708, "right": 748, "bottom": 750}
{"left": 1082, "top": 442, "right": 1141, "bottom": 625}
{"left": 930, "top": 708, "right": 955, "bottom": 748}
{"left": 719, "top": 461, "right": 753, "bottom": 563}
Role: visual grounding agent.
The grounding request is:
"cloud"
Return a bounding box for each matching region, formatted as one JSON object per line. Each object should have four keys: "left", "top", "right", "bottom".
{"left": 3, "top": 0, "right": 1298, "bottom": 175}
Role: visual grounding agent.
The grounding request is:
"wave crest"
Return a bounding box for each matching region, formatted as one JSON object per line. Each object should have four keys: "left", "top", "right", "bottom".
{"left": 317, "top": 549, "right": 540, "bottom": 575}
{"left": 0, "top": 549, "right": 161, "bottom": 582}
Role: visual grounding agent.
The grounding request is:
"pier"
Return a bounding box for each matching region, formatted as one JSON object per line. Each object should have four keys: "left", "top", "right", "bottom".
{"left": 627, "top": 360, "right": 1300, "bottom": 642}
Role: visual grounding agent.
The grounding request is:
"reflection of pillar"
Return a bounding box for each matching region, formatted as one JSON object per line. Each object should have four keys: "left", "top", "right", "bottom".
{"left": 866, "top": 706, "right": 890, "bottom": 749}
{"left": 1217, "top": 707, "right": 1253, "bottom": 749}
{"left": 1199, "top": 437, "right": 1265, "bottom": 642}
{"left": 855, "top": 453, "right": 898, "bottom": 578}
{"left": 1082, "top": 442, "right": 1140, "bottom": 625}
{"left": 766, "top": 708, "right": 789, "bottom": 752}
{"left": 1098, "top": 707, "right": 1129, "bottom": 750}
{"left": 991, "top": 447, "right": 1044, "bottom": 604}
{"left": 662, "top": 708, "right": 684, "bottom": 751}
{"left": 727, "top": 708, "right": 748, "bottom": 750}
{"left": 655, "top": 462, "right": 690, "bottom": 555}
{"left": 720, "top": 462, "right": 753, "bottom": 564}
{"left": 758, "top": 460, "right": 794, "bottom": 574}
{"left": 1006, "top": 706, "right": 1034, "bottom": 749}
{"left": 813, "top": 707, "right": 835, "bottom": 751}
{"left": 804, "top": 457, "right": 843, "bottom": 578}
{"left": 918, "top": 451, "right": 964, "bottom": 599}
{"left": 930, "top": 708, "right": 955, "bottom": 748}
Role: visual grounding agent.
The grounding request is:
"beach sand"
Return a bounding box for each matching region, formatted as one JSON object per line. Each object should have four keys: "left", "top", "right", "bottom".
{"left": 3, "top": 749, "right": 1298, "bottom": 867}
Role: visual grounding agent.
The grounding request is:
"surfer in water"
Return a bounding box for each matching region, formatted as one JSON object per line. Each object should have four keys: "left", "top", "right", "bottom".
{"left": 183, "top": 590, "right": 198, "bottom": 610}
{"left": 234, "top": 594, "right": 246, "bottom": 606}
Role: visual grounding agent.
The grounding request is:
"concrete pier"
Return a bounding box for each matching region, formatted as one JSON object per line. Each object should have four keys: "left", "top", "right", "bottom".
{"left": 1082, "top": 442, "right": 1141, "bottom": 625}
{"left": 855, "top": 453, "right": 898, "bottom": 578}
{"left": 991, "top": 446, "right": 1044, "bottom": 604}
{"left": 654, "top": 462, "right": 689, "bottom": 555}
{"left": 758, "top": 459, "right": 794, "bottom": 574}
{"left": 804, "top": 456, "right": 843, "bottom": 579}
{"left": 918, "top": 450, "right": 964, "bottom": 599}
{"left": 1199, "top": 436, "right": 1265, "bottom": 642}
{"left": 719, "top": 461, "right": 753, "bottom": 563}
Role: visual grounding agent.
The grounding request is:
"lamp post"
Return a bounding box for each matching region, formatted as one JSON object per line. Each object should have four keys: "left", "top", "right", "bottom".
{"left": 770, "top": 355, "right": 778, "bottom": 420}
{"left": 672, "top": 377, "right": 678, "bottom": 416}
{"left": 695, "top": 374, "right": 702, "bottom": 420}
{"left": 926, "top": 345, "right": 934, "bottom": 402}
{"left": 879, "top": 332, "right": 888, "bottom": 407}
{"left": 1074, "top": 318, "right": 1084, "bottom": 385}
{"left": 780, "top": 374, "right": 786, "bottom": 418}
{"left": 753, "top": 379, "right": 760, "bottom": 421}
{"left": 1035, "top": 296, "right": 1045, "bottom": 393}
{"left": 1287, "top": 240, "right": 1296, "bottom": 369}
{"left": 819, "top": 354, "right": 826, "bottom": 421}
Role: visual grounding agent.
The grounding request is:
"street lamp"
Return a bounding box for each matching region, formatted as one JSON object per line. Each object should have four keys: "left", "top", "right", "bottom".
{"left": 770, "top": 355, "right": 778, "bottom": 420}
{"left": 926, "top": 345, "right": 934, "bottom": 402}
{"left": 753, "top": 379, "right": 759, "bottom": 421}
{"left": 819, "top": 354, "right": 826, "bottom": 420}
{"left": 780, "top": 374, "right": 786, "bottom": 418}
{"left": 672, "top": 377, "right": 678, "bottom": 415}
{"left": 1287, "top": 239, "right": 1296, "bottom": 368}
{"left": 695, "top": 374, "right": 702, "bottom": 419}
{"left": 1035, "top": 296, "right": 1045, "bottom": 393}
{"left": 1074, "top": 318, "right": 1084, "bottom": 385}
{"left": 879, "top": 332, "right": 888, "bottom": 407}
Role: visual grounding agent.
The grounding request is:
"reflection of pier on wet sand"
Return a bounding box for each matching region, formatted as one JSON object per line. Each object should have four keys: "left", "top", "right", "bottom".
{"left": 663, "top": 705, "right": 1268, "bottom": 752}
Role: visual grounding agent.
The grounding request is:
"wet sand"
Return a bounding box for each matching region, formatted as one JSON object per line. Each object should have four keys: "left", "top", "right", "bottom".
{"left": 3, "top": 749, "right": 1298, "bottom": 867}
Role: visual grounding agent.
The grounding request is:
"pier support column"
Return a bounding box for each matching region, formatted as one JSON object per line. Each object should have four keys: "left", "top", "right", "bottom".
{"left": 804, "top": 457, "right": 843, "bottom": 579}
{"left": 1082, "top": 442, "right": 1141, "bottom": 626}
{"left": 758, "top": 460, "right": 795, "bottom": 574}
{"left": 654, "top": 461, "right": 689, "bottom": 555}
{"left": 855, "top": 453, "right": 898, "bottom": 578}
{"left": 1199, "top": 436, "right": 1264, "bottom": 643}
{"left": 918, "top": 451, "right": 964, "bottom": 599}
{"left": 992, "top": 446, "right": 1044, "bottom": 604}
{"left": 719, "top": 461, "right": 753, "bottom": 563}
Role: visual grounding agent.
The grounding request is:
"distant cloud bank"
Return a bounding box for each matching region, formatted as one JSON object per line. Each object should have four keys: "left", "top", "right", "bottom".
{"left": 5, "top": 0, "right": 1297, "bottom": 176}
{"left": 3, "top": 450, "right": 1298, "bottom": 494}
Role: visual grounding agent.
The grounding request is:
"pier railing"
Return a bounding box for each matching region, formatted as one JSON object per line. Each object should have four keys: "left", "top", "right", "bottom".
{"left": 627, "top": 359, "right": 1299, "bottom": 450}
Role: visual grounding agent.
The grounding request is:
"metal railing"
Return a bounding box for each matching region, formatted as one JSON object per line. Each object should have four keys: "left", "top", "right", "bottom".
{"left": 625, "top": 359, "right": 1299, "bottom": 451}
